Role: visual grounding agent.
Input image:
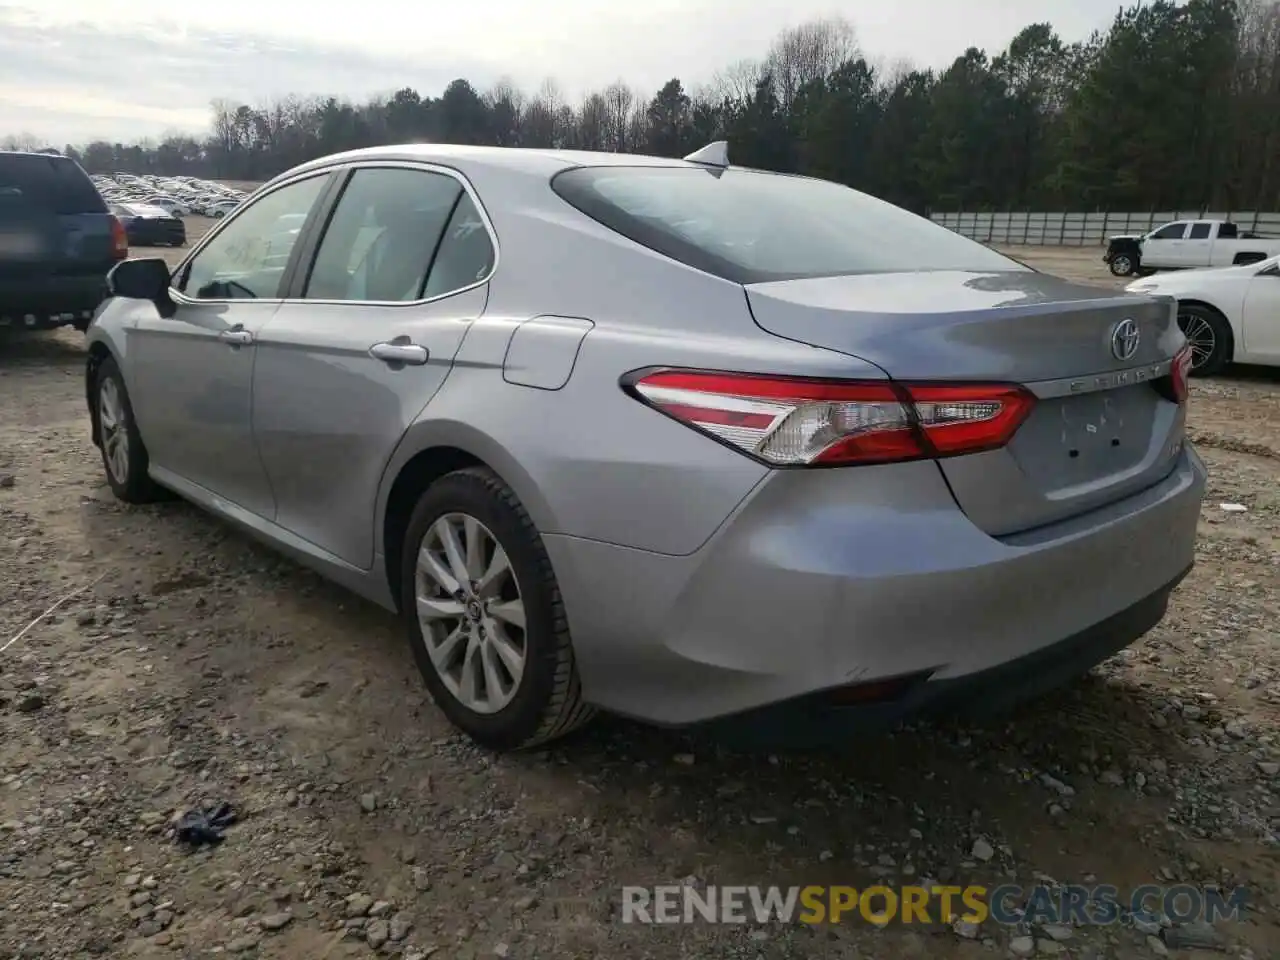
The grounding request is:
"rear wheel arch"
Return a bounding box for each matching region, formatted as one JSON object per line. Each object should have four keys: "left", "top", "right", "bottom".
{"left": 380, "top": 439, "right": 558, "bottom": 612}
{"left": 383, "top": 446, "right": 484, "bottom": 611}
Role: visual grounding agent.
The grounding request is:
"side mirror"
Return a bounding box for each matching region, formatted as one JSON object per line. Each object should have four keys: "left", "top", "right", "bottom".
{"left": 106, "top": 257, "right": 176, "bottom": 318}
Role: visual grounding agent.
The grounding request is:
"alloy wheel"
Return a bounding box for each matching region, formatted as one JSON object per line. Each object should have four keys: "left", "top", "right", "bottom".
{"left": 414, "top": 512, "right": 527, "bottom": 714}
{"left": 1177, "top": 310, "right": 1217, "bottom": 371}
{"left": 98, "top": 378, "right": 130, "bottom": 484}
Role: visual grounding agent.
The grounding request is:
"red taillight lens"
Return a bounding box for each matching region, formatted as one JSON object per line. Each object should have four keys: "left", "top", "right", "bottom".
{"left": 627, "top": 370, "right": 1036, "bottom": 466}
{"left": 1170, "top": 344, "right": 1192, "bottom": 403}
{"left": 109, "top": 216, "right": 128, "bottom": 259}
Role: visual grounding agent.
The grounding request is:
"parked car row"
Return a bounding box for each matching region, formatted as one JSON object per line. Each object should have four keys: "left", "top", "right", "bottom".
{"left": 90, "top": 173, "right": 247, "bottom": 219}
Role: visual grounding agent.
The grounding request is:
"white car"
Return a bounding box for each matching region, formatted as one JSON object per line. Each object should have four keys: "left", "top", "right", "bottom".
{"left": 1127, "top": 256, "right": 1280, "bottom": 375}
{"left": 206, "top": 199, "right": 241, "bottom": 218}
{"left": 144, "top": 197, "right": 189, "bottom": 217}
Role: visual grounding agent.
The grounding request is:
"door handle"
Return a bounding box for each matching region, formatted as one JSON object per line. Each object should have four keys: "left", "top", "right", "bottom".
{"left": 370, "top": 341, "right": 429, "bottom": 366}
{"left": 219, "top": 327, "right": 253, "bottom": 346}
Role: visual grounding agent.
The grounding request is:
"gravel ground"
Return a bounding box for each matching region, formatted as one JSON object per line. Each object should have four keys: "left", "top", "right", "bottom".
{"left": 1, "top": 238, "right": 1278, "bottom": 960}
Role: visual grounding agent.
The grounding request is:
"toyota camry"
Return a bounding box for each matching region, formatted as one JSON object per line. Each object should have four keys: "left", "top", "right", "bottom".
{"left": 83, "top": 142, "right": 1204, "bottom": 750}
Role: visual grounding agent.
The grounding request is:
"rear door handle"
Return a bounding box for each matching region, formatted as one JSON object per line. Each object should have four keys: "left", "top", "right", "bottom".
{"left": 219, "top": 327, "right": 253, "bottom": 346}
{"left": 370, "top": 341, "right": 429, "bottom": 366}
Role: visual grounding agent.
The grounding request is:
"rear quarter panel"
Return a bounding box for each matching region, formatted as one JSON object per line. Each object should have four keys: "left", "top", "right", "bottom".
{"left": 391, "top": 165, "right": 892, "bottom": 556}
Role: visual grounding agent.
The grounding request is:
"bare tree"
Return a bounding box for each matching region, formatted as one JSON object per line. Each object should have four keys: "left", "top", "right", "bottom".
{"left": 872, "top": 55, "right": 917, "bottom": 91}
{"left": 1232, "top": 0, "right": 1280, "bottom": 207}
{"left": 577, "top": 91, "right": 609, "bottom": 151}
{"left": 1, "top": 132, "right": 45, "bottom": 151}
{"left": 486, "top": 77, "right": 526, "bottom": 146}
{"left": 708, "top": 58, "right": 765, "bottom": 102}
{"left": 602, "top": 81, "right": 636, "bottom": 152}
{"left": 766, "top": 17, "right": 860, "bottom": 108}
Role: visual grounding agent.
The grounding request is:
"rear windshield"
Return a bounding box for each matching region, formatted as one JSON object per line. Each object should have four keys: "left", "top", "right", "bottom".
{"left": 551, "top": 166, "right": 1026, "bottom": 284}
{"left": 0, "top": 154, "right": 107, "bottom": 215}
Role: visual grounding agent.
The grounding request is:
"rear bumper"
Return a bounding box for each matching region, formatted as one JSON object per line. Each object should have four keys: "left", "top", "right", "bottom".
{"left": 0, "top": 273, "right": 110, "bottom": 328}
{"left": 696, "top": 567, "right": 1187, "bottom": 746}
{"left": 545, "top": 444, "right": 1205, "bottom": 730}
{"left": 125, "top": 222, "right": 185, "bottom": 246}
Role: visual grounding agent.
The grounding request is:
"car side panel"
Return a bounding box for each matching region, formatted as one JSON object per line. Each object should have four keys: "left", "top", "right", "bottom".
{"left": 1241, "top": 273, "right": 1280, "bottom": 361}
{"left": 253, "top": 285, "right": 487, "bottom": 569}
{"left": 84, "top": 298, "right": 141, "bottom": 421}
{"left": 382, "top": 175, "right": 894, "bottom": 557}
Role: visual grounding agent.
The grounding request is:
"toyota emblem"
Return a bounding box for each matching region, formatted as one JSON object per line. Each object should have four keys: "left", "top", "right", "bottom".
{"left": 1111, "top": 318, "right": 1140, "bottom": 361}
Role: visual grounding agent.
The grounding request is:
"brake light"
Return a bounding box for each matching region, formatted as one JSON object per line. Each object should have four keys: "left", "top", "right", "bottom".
{"left": 109, "top": 216, "right": 128, "bottom": 259}
{"left": 1170, "top": 344, "right": 1192, "bottom": 403}
{"left": 626, "top": 370, "right": 1036, "bottom": 466}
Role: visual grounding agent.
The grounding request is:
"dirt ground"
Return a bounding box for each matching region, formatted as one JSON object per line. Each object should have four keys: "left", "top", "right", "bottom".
{"left": 1, "top": 232, "right": 1278, "bottom": 960}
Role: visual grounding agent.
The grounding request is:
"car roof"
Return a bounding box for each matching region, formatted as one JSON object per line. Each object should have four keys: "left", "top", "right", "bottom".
{"left": 276, "top": 143, "right": 701, "bottom": 186}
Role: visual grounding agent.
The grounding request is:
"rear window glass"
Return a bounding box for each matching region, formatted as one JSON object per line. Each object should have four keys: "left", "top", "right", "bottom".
{"left": 550, "top": 166, "right": 1026, "bottom": 284}
{"left": 0, "top": 154, "right": 106, "bottom": 215}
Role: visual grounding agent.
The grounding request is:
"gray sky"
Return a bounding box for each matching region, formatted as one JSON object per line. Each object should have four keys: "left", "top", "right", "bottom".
{"left": 1, "top": 0, "right": 1124, "bottom": 145}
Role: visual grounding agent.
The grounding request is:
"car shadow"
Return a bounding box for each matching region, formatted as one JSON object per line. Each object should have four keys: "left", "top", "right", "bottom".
{"left": 92, "top": 494, "right": 1203, "bottom": 897}
{"left": 1217, "top": 363, "right": 1280, "bottom": 385}
{"left": 0, "top": 327, "right": 87, "bottom": 369}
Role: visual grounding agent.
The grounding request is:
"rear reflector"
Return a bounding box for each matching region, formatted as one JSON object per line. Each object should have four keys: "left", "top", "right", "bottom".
{"left": 1170, "top": 344, "right": 1191, "bottom": 403}
{"left": 627, "top": 370, "right": 1036, "bottom": 466}
{"left": 109, "top": 216, "right": 128, "bottom": 260}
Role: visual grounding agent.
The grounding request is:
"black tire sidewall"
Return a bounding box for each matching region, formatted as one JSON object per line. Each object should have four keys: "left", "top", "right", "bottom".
{"left": 399, "top": 470, "right": 565, "bottom": 750}
{"left": 95, "top": 357, "right": 150, "bottom": 500}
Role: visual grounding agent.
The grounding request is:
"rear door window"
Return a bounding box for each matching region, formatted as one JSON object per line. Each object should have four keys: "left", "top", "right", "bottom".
{"left": 1187, "top": 222, "right": 1213, "bottom": 239}
{"left": 301, "top": 167, "right": 465, "bottom": 302}
{"left": 551, "top": 165, "right": 1025, "bottom": 284}
{"left": 0, "top": 154, "right": 107, "bottom": 214}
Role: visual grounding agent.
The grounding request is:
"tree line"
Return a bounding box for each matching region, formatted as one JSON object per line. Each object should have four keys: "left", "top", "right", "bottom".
{"left": 5, "top": 0, "right": 1279, "bottom": 214}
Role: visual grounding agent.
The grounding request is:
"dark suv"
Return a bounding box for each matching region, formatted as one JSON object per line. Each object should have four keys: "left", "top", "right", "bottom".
{"left": 0, "top": 151, "right": 127, "bottom": 331}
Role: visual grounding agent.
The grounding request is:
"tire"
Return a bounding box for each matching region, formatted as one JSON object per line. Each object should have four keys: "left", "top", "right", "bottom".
{"left": 94, "top": 356, "right": 164, "bottom": 503}
{"left": 1176, "top": 303, "right": 1232, "bottom": 377}
{"left": 399, "top": 467, "right": 594, "bottom": 751}
{"left": 1109, "top": 252, "right": 1137, "bottom": 277}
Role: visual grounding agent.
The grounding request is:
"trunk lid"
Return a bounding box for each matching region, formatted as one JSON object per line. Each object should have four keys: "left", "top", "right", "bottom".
{"left": 745, "top": 270, "right": 1187, "bottom": 536}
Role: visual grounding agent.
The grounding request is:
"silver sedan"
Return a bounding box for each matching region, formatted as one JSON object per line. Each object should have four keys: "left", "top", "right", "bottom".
{"left": 84, "top": 142, "right": 1204, "bottom": 751}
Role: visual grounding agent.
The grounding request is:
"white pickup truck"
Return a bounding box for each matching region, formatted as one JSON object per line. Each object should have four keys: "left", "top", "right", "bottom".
{"left": 1104, "top": 219, "right": 1280, "bottom": 276}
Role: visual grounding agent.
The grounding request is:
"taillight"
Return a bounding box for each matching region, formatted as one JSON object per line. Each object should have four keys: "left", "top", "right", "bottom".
{"left": 109, "top": 216, "right": 128, "bottom": 259}
{"left": 1170, "top": 344, "right": 1192, "bottom": 403}
{"left": 626, "top": 369, "right": 1036, "bottom": 467}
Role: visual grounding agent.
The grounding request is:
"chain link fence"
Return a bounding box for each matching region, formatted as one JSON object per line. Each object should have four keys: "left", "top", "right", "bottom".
{"left": 929, "top": 210, "right": 1280, "bottom": 246}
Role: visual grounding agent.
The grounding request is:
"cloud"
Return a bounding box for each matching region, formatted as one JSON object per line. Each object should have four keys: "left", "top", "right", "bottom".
{"left": 0, "top": 0, "right": 1125, "bottom": 144}
{"left": 0, "top": 5, "right": 497, "bottom": 143}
